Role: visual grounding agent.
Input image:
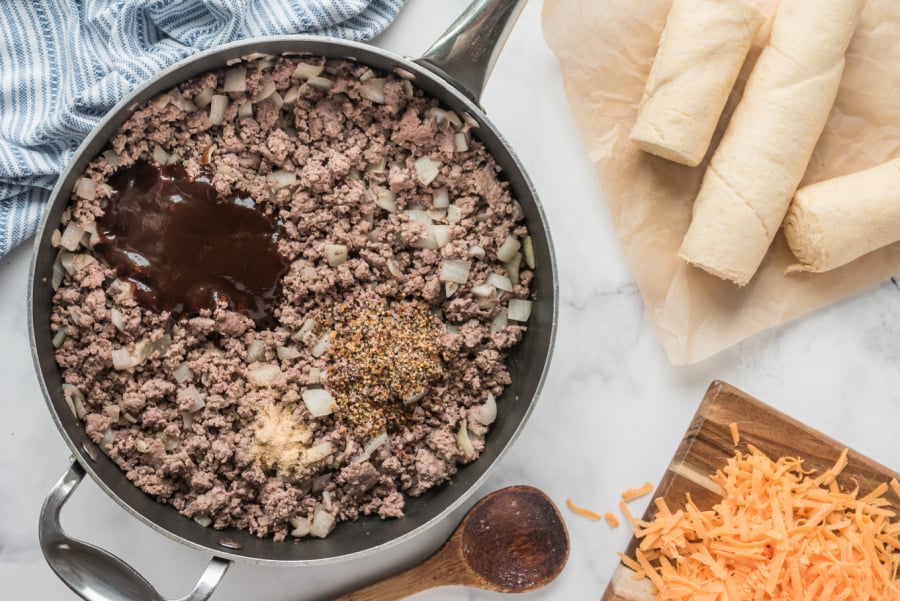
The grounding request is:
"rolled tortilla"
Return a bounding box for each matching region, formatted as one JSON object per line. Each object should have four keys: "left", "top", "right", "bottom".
{"left": 630, "top": 0, "right": 764, "bottom": 167}
{"left": 678, "top": 0, "right": 868, "bottom": 287}
{"left": 783, "top": 158, "right": 900, "bottom": 274}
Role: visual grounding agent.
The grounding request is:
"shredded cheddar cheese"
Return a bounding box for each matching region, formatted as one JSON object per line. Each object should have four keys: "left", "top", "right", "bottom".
{"left": 605, "top": 512, "right": 621, "bottom": 528}
{"left": 619, "top": 445, "right": 900, "bottom": 600}
{"left": 566, "top": 498, "right": 602, "bottom": 521}
{"left": 728, "top": 422, "right": 740, "bottom": 446}
{"left": 622, "top": 481, "right": 654, "bottom": 502}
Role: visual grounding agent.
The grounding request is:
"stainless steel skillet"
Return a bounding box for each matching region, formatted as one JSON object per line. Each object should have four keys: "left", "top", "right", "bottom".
{"left": 28, "top": 1, "right": 557, "bottom": 599}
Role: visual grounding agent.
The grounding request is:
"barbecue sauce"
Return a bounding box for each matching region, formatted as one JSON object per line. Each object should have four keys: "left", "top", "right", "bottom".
{"left": 95, "top": 161, "right": 287, "bottom": 325}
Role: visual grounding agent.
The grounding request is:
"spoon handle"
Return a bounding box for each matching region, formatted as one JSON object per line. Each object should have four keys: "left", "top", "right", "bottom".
{"left": 331, "top": 550, "right": 457, "bottom": 601}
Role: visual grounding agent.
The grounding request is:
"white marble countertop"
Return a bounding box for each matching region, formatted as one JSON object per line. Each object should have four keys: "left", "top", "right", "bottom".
{"left": 4, "top": 1, "right": 900, "bottom": 600}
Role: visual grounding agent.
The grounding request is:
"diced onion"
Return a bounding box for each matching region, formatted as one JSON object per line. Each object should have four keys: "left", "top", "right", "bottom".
{"left": 402, "top": 80, "right": 414, "bottom": 98}
{"left": 475, "top": 392, "right": 497, "bottom": 426}
{"left": 110, "top": 307, "right": 125, "bottom": 332}
{"left": 432, "top": 187, "right": 450, "bottom": 209}
{"left": 238, "top": 100, "right": 253, "bottom": 119}
{"left": 290, "top": 518, "right": 311, "bottom": 538}
{"left": 425, "top": 107, "right": 448, "bottom": 126}
{"left": 304, "top": 442, "right": 334, "bottom": 466}
{"left": 169, "top": 90, "right": 197, "bottom": 113}
{"left": 454, "top": 132, "right": 469, "bottom": 152}
{"left": 507, "top": 299, "right": 533, "bottom": 322}
{"left": 433, "top": 224, "right": 451, "bottom": 248}
{"left": 111, "top": 348, "right": 137, "bottom": 370}
{"left": 364, "top": 431, "right": 389, "bottom": 454}
{"left": 445, "top": 282, "right": 459, "bottom": 298}
{"left": 282, "top": 85, "right": 301, "bottom": 105}
{"left": 366, "top": 157, "right": 386, "bottom": 173}
{"left": 321, "top": 490, "right": 333, "bottom": 511}
{"left": 51, "top": 328, "right": 67, "bottom": 349}
{"left": 439, "top": 259, "right": 470, "bottom": 284}
{"left": 247, "top": 363, "right": 281, "bottom": 387}
{"left": 62, "top": 383, "right": 86, "bottom": 419}
{"left": 307, "top": 76, "right": 334, "bottom": 91}
{"left": 208, "top": 95, "right": 228, "bottom": 125}
{"left": 59, "top": 222, "right": 84, "bottom": 251}
{"left": 405, "top": 209, "right": 432, "bottom": 226}
{"left": 51, "top": 256, "right": 65, "bottom": 290}
{"left": 370, "top": 185, "right": 397, "bottom": 213}
{"left": 486, "top": 272, "right": 513, "bottom": 292}
{"left": 311, "top": 332, "right": 331, "bottom": 358}
{"left": 359, "top": 68, "right": 376, "bottom": 82}
{"left": 292, "top": 318, "right": 317, "bottom": 341}
{"left": 165, "top": 438, "right": 180, "bottom": 452}
{"left": 310, "top": 505, "right": 336, "bottom": 538}
{"left": 496, "top": 235, "right": 521, "bottom": 263}
{"left": 193, "top": 87, "right": 214, "bottom": 109}
{"left": 150, "top": 94, "right": 171, "bottom": 109}
{"left": 276, "top": 345, "right": 301, "bottom": 361}
{"left": 74, "top": 178, "right": 97, "bottom": 201}
{"left": 101, "top": 428, "right": 116, "bottom": 449}
{"left": 414, "top": 156, "right": 442, "bottom": 186}
{"left": 386, "top": 258, "right": 402, "bottom": 278}
{"left": 523, "top": 235, "right": 535, "bottom": 269}
{"left": 490, "top": 308, "right": 508, "bottom": 333}
{"left": 223, "top": 66, "right": 247, "bottom": 92}
{"left": 325, "top": 244, "right": 348, "bottom": 267}
{"left": 268, "top": 170, "right": 296, "bottom": 190}
{"left": 135, "top": 440, "right": 150, "bottom": 454}
{"left": 82, "top": 221, "right": 100, "bottom": 248}
{"left": 359, "top": 78, "right": 386, "bottom": 103}
{"left": 292, "top": 62, "right": 324, "bottom": 80}
{"left": 193, "top": 515, "right": 212, "bottom": 528}
{"left": 447, "top": 205, "right": 462, "bottom": 223}
{"left": 471, "top": 284, "right": 495, "bottom": 299}
{"left": 255, "top": 75, "right": 276, "bottom": 101}
{"left": 178, "top": 386, "right": 206, "bottom": 412}
{"left": 307, "top": 367, "right": 322, "bottom": 385}
{"left": 468, "top": 245, "right": 485, "bottom": 259}
{"left": 456, "top": 421, "right": 476, "bottom": 460}
{"left": 72, "top": 254, "right": 97, "bottom": 272}
{"left": 505, "top": 252, "right": 522, "bottom": 283}
{"left": 102, "top": 149, "right": 120, "bottom": 167}
{"left": 173, "top": 362, "right": 193, "bottom": 383}
{"left": 512, "top": 200, "right": 525, "bottom": 221}
{"left": 152, "top": 144, "right": 171, "bottom": 165}
{"left": 302, "top": 389, "right": 334, "bottom": 417}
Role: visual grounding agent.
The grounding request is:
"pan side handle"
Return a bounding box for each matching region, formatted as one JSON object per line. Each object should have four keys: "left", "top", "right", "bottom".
{"left": 39, "top": 461, "right": 231, "bottom": 601}
{"left": 416, "top": 0, "right": 528, "bottom": 105}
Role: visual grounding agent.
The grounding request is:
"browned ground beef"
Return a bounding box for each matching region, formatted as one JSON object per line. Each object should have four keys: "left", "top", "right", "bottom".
{"left": 50, "top": 54, "right": 533, "bottom": 541}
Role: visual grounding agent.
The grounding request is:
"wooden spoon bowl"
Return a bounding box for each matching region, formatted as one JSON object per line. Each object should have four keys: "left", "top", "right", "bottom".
{"left": 333, "top": 485, "right": 569, "bottom": 600}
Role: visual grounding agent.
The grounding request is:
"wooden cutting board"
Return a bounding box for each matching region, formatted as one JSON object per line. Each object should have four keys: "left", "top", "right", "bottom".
{"left": 601, "top": 380, "right": 900, "bottom": 601}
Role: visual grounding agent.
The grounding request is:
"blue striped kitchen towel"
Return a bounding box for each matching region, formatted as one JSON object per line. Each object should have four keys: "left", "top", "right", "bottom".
{"left": 0, "top": 0, "right": 405, "bottom": 258}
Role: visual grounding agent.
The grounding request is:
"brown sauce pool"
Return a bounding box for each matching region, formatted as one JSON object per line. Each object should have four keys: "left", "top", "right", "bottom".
{"left": 95, "top": 160, "right": 288, "bottom": 324}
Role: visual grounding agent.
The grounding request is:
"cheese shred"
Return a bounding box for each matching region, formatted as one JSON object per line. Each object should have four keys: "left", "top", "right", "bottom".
{"left": 566, "top": 498, "right": 602, "bottom": 521}
{"left": 619, "top": 445, "right": 900, "bottom": 600}
{"left": 622, "top": 481, "right": 655, "bottom": 502}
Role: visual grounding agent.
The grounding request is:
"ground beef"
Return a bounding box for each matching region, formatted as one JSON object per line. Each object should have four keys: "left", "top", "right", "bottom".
{"left": 49, "top": 55, "right": 533, "bottom": 541}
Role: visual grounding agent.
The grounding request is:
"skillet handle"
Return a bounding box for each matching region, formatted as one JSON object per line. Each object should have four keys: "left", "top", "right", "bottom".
{"left": 39, "top": 461, "right": 231, "bottom": 601}
{"left": 417, "top": 0, "right": 528, "bottom": 104}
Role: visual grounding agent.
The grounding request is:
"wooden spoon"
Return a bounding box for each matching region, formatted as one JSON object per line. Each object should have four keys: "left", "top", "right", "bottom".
{"left": 333, "top": 485, "right": 570, "bottom": 600}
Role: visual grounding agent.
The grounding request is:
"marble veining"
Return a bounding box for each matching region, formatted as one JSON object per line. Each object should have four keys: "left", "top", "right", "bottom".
{"left": 4, "top": 1, "right": 900, "bottom": 600}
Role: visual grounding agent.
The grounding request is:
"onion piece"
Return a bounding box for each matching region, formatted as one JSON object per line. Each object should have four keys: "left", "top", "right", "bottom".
{"left": 439, "top": 259, "right": 471, "bottom": 284}
{"left": 386, "top": 258, "right": 402, "bottom": 278}
{"left": 445, "top": 282, "right": 459, "bottom": 298}
{"left": 359, "top": 68, "right": 376, "bottom": 82}
{"left": 496, "top": 235, "right": 521, "bottom": 263}
{"left": 475, "top": 392, "right": 497, "bottom": 425}
{"left": 255, "top": 75, "right": 276, "bottom": 102}
{"left": 507, "top": 299, "right": 533, "bottom": 322}
{"left": 62, "top": 383, "right": 86, "bottom": 419}
{"left": 310, "top": 504, "right": 336, "bottom": 538}
{"left": 425, "top": 107, "right": 447, "bottom": 126}
{"left": 512, "top": 200, "right": 525, "bottom": 221}
{"left": 292, "top": 62, "right": 325, "bottom": 80}
{"left": 301, "top": 388, "right": 334, "bottom": 417}
{"left": 165, "top": 438, "right": 180, "bottom": 452}
{"left": 51, "top": 328, "right": 67, "bottom": 348}
{"left": 311, "top": 332, "right": 331, "bottom": 358}
{"left": 325, "top": 244, "right": 348, "bottom": 267}
{"left": 276, "top": 345, "right": 301, "bottom": 361}
{"left": 169, "top": 89, "right": 197, "bottom": 112}
{"left": 446, "top": 110, "right": 463, "bottom": 129}
{"left": 468, "top": 245, "right": 485, "bottom": 259}
{"left": 135, "top": 440, "right": 150, "bottom": 454}
{"left": 282, "top": 85, "right": 301, "bottom": 105}
{"left": 432, "top": 187, "right": 450, "bottom": 209}
{"left": 433, "top": 224, "right": 451, "bottom": 248}
{"left": 307, "top": 76, "right": 334, "bottom": 91}
{"left": 523, "top": 235, "right": 535, "bottom": 269}
{"left": 402, "top": 79, "right": 414, "bottom": 98}
{"left": 237, "top": 100, "right": 253, "bottom": 119}
{"left": 248, "top": 363, "right": 281, "bottom": 387}
{"left": 447, "top": 205, "right": 462, "bottom": 223}
{"left": 364, "top": 431, "right": 389, "bottom": 455}
{"left": 359, "top": 78, "right": 386, "bottom": 103}
{"left": 208, "top": 95, "right": 228, "bottom": 125}
{"left": 59, "top": 222, "right": 84, "bottom": 251}
{"left": 290, "top": 517, "right": 311, "bottom": 538}
{"left": 178, "top": 386, "right": 206, "bottom": 412}
{"left": 246, "top": 339, "right": 266, "bottom": 363}
{"left": 505, "top": 252, "right": 522, "bottom": 283}
{"left": 111, "top": 348, "right": 137, "bottom": 370}
{"left": 173, "top": 362, "right": 193, "bottom": 383}
{"left": 110, "top": 307, "right": 125, "bottom": 332}
{"left": 101, "top": 428, "right": 116, "bottom": 450}
{"left": 193, "top": 87, "right": 214, "bottom": 109}
{"left": 71, "top": 254, "right": 97, "bottom": 272}
{"left": 414, "top": 156, "right": 442, "bottom": 186}
{"left": 150, "top": 94, "right": 171, "bottom": 109}
{"left": 223, "top": 66, "right": 247, "bottom": 92}
{"left": 454, "top": 132, "right": 469, "bottom": 152}
{"left": 307, "top": 367, "right": 322, "bottom": 385}
{"left": 292, "top": 318, "right": 317, "bottom": 341}
{"left": 471, "top": 284, "right": 496, "bottom": 299}
{"left": 366, "top": 157, "right": 386, "bottom": 173}
{"left": 486, "top": 272, "right": 513, "bottom": 293}
{"left": 152, "top": 144, "right": 171, "bottom": 165}
{"left": 268, "top": 170, "right": 296, "bottom": 190}
{"left": 74, "top": 177, "right": 97, "bottom": 201}
{"left": 370, "top": 185, "right": 397, "bottom": 213}
{"left": 51, "top": 255, "right": 65, "bottom": 290}
{"left": 193, "top": 515, "right": 212, "bottom": 528}
{"left": 457, "top": 421, "right": 476, "bottom": 460}
{"left": 490, "top": 308, "right": 508, "bottom": 333}
{"left": 82, "top": 221, "right": 100, "bottom": 248}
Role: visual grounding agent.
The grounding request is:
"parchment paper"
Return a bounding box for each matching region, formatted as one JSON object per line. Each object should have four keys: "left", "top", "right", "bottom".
{"left": 542, "top": 0, "right": 900, "bottom": 365}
